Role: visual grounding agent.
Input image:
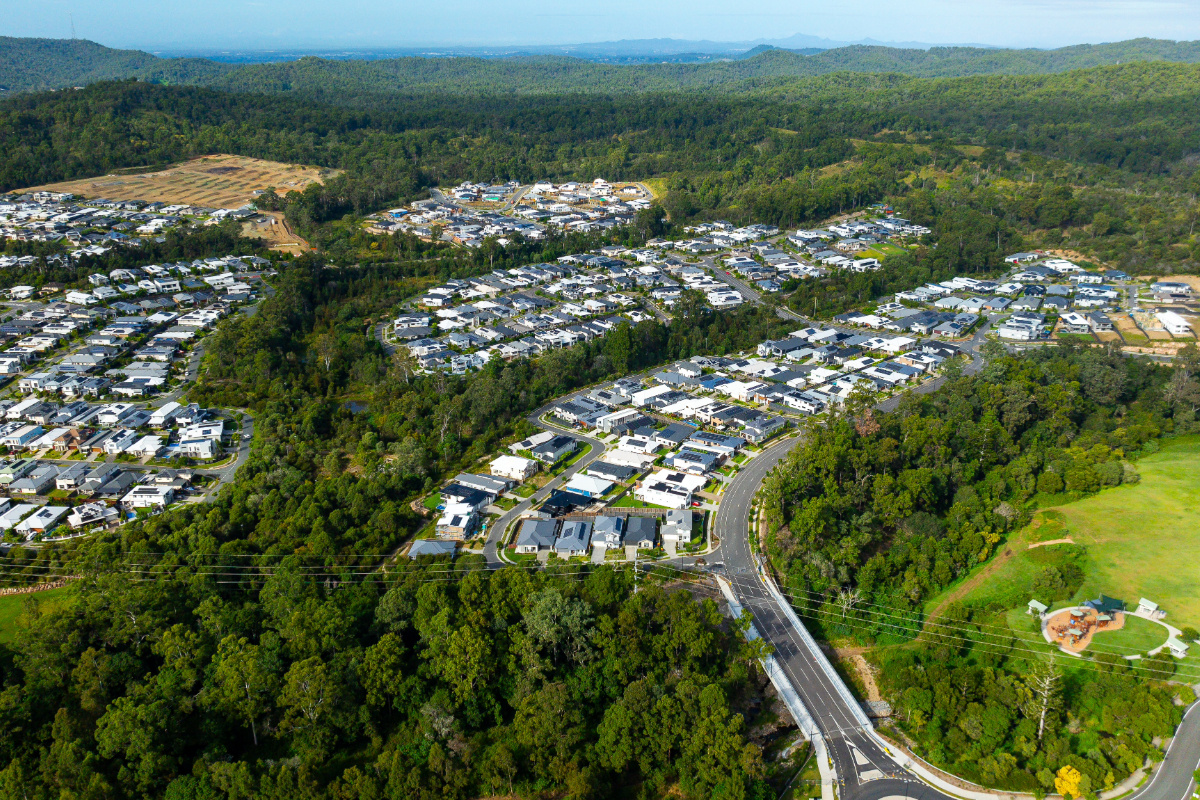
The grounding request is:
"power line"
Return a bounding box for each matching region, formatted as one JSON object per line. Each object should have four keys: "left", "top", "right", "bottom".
{"left": 716, "top": 575, "right": 1200, "bottom": 683}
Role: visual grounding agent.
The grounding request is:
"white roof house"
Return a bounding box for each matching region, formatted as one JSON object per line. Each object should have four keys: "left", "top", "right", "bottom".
{"left": 15, "top": 506, "right": 69, "bottom": 536}
{"left": 1156, "top": 311, "right": 1193, "bottom": 335}
{"left": 123, "top": 485, "right": 174, "bottom": 508}
{"left": 489, "top": 455, "right": 538, "bottom": 481}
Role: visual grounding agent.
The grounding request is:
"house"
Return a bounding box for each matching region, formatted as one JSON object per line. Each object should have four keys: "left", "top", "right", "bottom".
{"left": 562, "top": 473, "right": 613, "bottom": 498}
{"left": 0, "top": 459, "right": 37, "bottom": 485}
{"left": 624, "top": 516, "right": 657, "bottom": 549}
{"left": 651, "top": 423, "right": 693, "bottom": 449}
{"left": 55, "top": 463, "right": 91, "bottom": 490}
{"left": 554, "top": 520, "right": 592, "bottom": 556}
{"left": 0, "top": 503, "right": 37, "bottom": 530}
{"left": 635, "top": 479, "right": 692, "bottom": 509}
{"left": 594, "top": 515, "right": 625, "bottom": 548}
{"left": 15, "top": 505, "right": 69, "bottom": 536}
{"left": 440, "top": 484, "right": 491, "bottom": 512}
{"left": 660, "top": 509, "right": 692, "bottom": 543}
{"left": 0, "top": 425, "right": 45, "bottom": 449}
{"left": 1027, "top": 599, "right": 1049, "bottom": 618}
{"left": 123, "top": 485, "right": 174, "bottom": 508}
{"left": 150, "top": 402, "right": 183, "bottom": 428}
{"left": 1156, "top": 311, "right": 1193, "bottom": 336}
{"left": 11, "top": 466, "right": 59, "bottom": 495}
{"left": 515, "top": 518, "right": 559, "bottom": 554}
{"left": 127, "top": 435, "right": 165, "bottom": 458}
{"left": 489, "top": 455, "right": 538, "bottom": 481}
{"left": 531, "top": 435, "right": 578, "bottom": 464}
{"left": 67, "top": 502, "right": 120, "bottom": 529}
{"left": 436, "top": 504, "right": 477, "bottom": 539}
{"left": 178, "top": 438, "right": 220, "bottom": 460}
{"left": 664, "top": 447, "right": 720, "bottom": 474}
{"left": 1167, "top": 637, "right": 1190, "bottom": 658}
{"left": 103, "top": 429, "right": 141, "bottom": 454}
{"left": 1060, "top": 312, "right": 1093, "bottom": 335}
{"left": 452, "top": 473, "right": 511, "bottom": 498}
{"left": 407, "top": 540, "right": 458, "bottom": 559}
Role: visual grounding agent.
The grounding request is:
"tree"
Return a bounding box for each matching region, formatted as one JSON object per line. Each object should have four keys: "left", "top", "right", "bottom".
{"left": 389, "top": 346, "right": 419, "bottom": 384}
{"left": 1021, "top": 657, "right": 1062, "bottom": 741}
{"left": 836, "top": 587, "right": 863, "bottom": 620}
{"left": 279, "top": 656, "right": 340, "bottom": 755}
{"left": 1163, "top": 369, "right": 1200, "bottom": 416}
{"left": 204, "top": 635, "right": 276, "bottom": 747}
{"left": 314, "top": 332, "right": 337, "bottom": 372}
{"left": 1055, "top": 765, "right": 1085, "bottom": 799}
{"left": 635, "top": 203, "right": 667, "bottom": 239}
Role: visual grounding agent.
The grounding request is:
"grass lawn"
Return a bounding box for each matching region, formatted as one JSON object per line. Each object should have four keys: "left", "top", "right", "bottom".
{"left": 863, "top": 242, "right": 907, "bottom": 260}
{"left": 1062, "top": 436, "right": 1200, "bottom": 628}
{"left": 1092, "top": 614, "right": 1170, "bottom": 656}
{"left": 513, "top": 485, "right": 535, "bottom": 498}
{"left": 551, "top": 444, "right": 591, "bottom": 475}
{"left": 0, "top": 587, "right": 71, "bottom": 643}
{"left": 611, "top": 496, "right": 668, "bottom": 509}
{"left": 422, "top": 493, "right": 443, "bottom": 512}
{"left": 924, "top": 435, "right": 1200, "bottom": 633}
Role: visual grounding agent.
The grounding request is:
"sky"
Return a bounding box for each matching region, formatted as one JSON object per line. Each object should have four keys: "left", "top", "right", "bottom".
{"left": 7, "top": 0, "right": 1200, "bottom": 51}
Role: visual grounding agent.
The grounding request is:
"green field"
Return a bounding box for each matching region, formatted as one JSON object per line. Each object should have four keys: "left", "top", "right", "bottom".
{"left": 0, "top": 587, "right": 71, "bottom": 643}
{"left": 862, "top": 242, "right": 908, "bottom": 260}
{"left": 1092, "top": 614, "right": 1170, "bottom": 655}
{"left": 927, "top": 435, "right": 1200, "bottom": 633}
{"left": 1064, "top": 437, "right": 1200, "bottom": 628}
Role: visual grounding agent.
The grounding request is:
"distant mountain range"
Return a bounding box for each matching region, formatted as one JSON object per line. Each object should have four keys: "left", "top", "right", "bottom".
{"left": 5, "top": 35, "right": 1200, "bottom": 97}
{"left": 158, "top": 32, "right": 966, "bottom": 64}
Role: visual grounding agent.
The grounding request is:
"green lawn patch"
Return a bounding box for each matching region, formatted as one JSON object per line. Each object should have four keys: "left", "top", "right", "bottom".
{"left": 611, "top": 496, "right": 668, "bottom": 509}
{"left": 1092, "top": 614, "right": 1169, "bottom": 656}
{"left": 0, "top": 587, "right": 71, "bottom": 643}
{"left": 422, "top": 493, "right": 443, "bottom": 512}
{"left": 550, "top": 444, "right": 591, "bottom": 475}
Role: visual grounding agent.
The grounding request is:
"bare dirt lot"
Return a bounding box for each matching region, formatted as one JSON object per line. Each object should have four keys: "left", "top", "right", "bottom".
{"left": 21, "top": 154, "right": 338, "bottom": 210}
{"left": 1137, "top": 274, "right": 1200, "bottom": 291}
{"left": 241, "top": 211, "right": 312, "bottom": 255}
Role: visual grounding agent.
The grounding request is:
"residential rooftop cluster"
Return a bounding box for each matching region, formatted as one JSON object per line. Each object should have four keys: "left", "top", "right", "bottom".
{"left": 366, "top": 178, "right": 652, "bottom": 245}
{"left": 0, "top": 298, "right": 235, "bottom": 400}
{"left": 0, "top": 193, "right": 267, "bottom": 257}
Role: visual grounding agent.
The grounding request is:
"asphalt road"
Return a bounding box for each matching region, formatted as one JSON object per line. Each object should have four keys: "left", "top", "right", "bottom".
{"left": 717, "top": 437, "right": 915, "bottom": 800}
{"left": 709, "top": 319, "right": 1199, "bottom": 800}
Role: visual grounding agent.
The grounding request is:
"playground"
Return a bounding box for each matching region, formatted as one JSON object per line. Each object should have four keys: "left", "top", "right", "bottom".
{"left": 1043, "top": 606, "right": 1125, "bottom": 654}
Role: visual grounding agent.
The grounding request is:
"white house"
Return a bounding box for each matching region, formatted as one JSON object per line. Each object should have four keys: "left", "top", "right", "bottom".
{"left": 123, "top": 485, "right": 175, "bottom": 508}
{"left": 1156, "top": 311, "right": 1193, "bottom": 336}
{"left": 489, "top": 455, "right": 538, "bottom": 481}
{"left": 67, "top": 502, "right": 120, "bottom": 529}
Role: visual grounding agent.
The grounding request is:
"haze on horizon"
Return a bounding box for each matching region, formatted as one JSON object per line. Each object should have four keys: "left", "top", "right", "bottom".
{"left": 8, "top": 0, "right": 1200, "bottom": 52}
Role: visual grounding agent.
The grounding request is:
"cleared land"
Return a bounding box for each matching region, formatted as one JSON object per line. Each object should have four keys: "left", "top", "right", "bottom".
{"left": 21, "top": 154, "right": 338, "bottom": 210}
{"left": 927, "top": 436, "right": 1200, "bottom": 634}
